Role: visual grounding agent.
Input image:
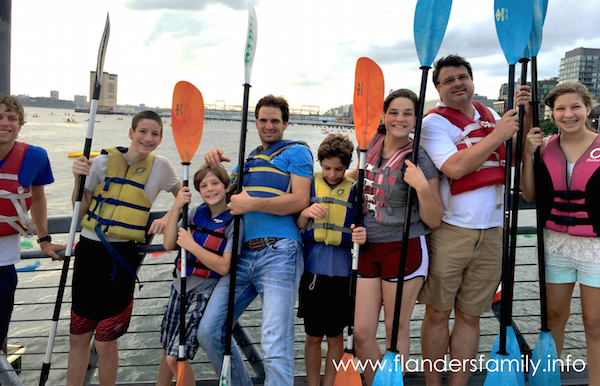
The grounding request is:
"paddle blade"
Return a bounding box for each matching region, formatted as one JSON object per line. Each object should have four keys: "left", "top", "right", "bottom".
{"left": 172, "top": 81, "right": 204, "bottom": 163}
{"left": 220, "top": 355, "right": 231, "bottom": 386}
{"left": 92, "top": 14, "right": 110, "bottom": 100}
{"left": 176, "top": 360, "right": 186, "bottom": 386}
{"left": 494, "top": 0, "right": 534, "bottom": 65}
{"left": 353, "top": 57, "right": 384, "bottom": 150}
{"left": 372, "top": 350, "right": 403, "bottom": 386}
{"left": 530, "top": 331, "right": 560, "bottom": 386}
{"left": 525, "top": 0, "right": 546, "bottom": 58}
{"left": 333, "top": 352, "right": 362, "bottom": 386}
{"left": 414, "top": 0, "right": 452, "bottom": 67}
{"left": 484, "top": 327, "right": 524, "bottom": 386}
{"left": 244, "top": 3, "right": 258, "bottom": 84}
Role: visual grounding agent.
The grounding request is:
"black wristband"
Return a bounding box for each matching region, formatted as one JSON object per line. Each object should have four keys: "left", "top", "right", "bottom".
{"left": 37, "top": 235, "right": 52, "bottom": 244}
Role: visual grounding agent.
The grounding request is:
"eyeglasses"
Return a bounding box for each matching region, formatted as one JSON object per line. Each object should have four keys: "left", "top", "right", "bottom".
{"left": 440, "top": 74, "right": 471, "bottom": 86}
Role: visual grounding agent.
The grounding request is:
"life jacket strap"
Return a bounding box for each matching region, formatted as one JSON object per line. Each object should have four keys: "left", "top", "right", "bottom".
{"left": 102, "top": 177, "right": 145, "bottom": 191}
{"left": 94, "top": 221, "right": 142, "bottom": 289}
{"left": 309, "top": 222, "right": 353, "bottom": 234}
{"left": 311, "top": 196, "right": 354, "bottom": 208}
{"left": 189, "top": 224, "right": 226, "bottom": 238}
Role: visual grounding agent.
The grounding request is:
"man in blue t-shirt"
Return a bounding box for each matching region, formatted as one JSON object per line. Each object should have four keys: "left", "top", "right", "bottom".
{"left": 200, "top": 94, "right": 313, "bottom": 386}
{"left": 0, "top": 95, "right": 65, "bottom": 349}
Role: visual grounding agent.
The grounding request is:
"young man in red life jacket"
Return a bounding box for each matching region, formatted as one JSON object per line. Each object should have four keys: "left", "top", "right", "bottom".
{"left": 417, "top": 55, "right": 532, "bottom": 386}
{"left": 0, "top": 95, "right": 65, "bottom": 350}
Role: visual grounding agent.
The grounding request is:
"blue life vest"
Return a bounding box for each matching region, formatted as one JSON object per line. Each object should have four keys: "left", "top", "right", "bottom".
{"left": 175, "top": 203, "right": 234, "bottom": 278}
{"left": 232, "top": 140, "right": 308, "bottom": 197}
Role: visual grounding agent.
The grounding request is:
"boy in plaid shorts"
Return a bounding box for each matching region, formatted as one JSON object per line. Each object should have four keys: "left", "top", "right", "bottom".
{"left": 156, "top": 164, "right": 241, "bottom": 386}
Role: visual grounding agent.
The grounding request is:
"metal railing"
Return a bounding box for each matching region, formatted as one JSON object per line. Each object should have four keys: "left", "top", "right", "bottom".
{"left": 2, "top": 202, "right": 590, "bottom": 385}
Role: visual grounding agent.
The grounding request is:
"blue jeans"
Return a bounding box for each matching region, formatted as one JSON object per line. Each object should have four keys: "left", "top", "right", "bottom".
{"left": 197, "top": 238, "right": 303, "bottom": 386}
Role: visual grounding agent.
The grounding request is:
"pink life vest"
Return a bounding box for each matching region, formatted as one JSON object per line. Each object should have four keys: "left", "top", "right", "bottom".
{"left": 541, "top": 134, "right": 600, "bottom": 237}
{"left": 363, "top": 133, "right": 413, "bottom": 224}
{"left": 427, "top": 102, "right": 505, "bottom": 195}
{"left": 0, "top": 142, "right": 34, "bottom": 236}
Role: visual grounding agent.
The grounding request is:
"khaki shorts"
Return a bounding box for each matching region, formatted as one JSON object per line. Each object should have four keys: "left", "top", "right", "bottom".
{"left": 417, "top": 222, "right": 502, "bottom": 316}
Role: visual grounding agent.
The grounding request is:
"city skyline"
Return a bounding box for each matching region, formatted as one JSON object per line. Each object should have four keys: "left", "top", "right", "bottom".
{"left": 9, "top": 0, "right": 600, "bottom": 111}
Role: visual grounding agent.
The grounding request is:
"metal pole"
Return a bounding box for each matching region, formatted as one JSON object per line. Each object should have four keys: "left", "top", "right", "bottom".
{"left": 0, "top": 0, "right": 10, "bottom": 94}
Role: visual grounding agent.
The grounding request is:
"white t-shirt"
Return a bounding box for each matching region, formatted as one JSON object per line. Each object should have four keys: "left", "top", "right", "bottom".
{"left": 421, "top": 102, "right": 503, "bottom": 229}
{"left": 81, "top": 153, "right": 180, "bottom": 242}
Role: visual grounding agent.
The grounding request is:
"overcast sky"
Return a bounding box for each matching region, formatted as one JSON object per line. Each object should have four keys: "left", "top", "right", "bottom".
{"left": 10, "top": 0, "right": 600, "bottom": 112}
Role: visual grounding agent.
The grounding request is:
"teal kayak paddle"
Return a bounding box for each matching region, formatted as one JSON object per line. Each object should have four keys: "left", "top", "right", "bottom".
{"left": 484, "top": 1, "right": 532, "bottom": 386}
{"left": 371, "top": 1, "right": 452, "bottom": 385}
{"left": 220, "top": 3, "right": 257, "bottom": 386}
{"left": 39, "top": 14, "right": 110, "bottom": 386}
{"left": 527, "top": 1, "right": 560, "bottom": 385}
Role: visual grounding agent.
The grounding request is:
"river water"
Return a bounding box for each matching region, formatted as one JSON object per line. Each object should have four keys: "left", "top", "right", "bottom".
{"left": 9, "top": 107, "right": 587, "bottom": 385}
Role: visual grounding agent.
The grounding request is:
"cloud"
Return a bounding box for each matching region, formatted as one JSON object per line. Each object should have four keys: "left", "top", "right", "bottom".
{"left": 124, "top": 0, "right": 250, "bottom": 11}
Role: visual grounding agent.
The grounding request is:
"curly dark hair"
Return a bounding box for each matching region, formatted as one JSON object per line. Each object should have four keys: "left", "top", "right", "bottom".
{"left": 317, "top": 134, "right": 354, "bottom": 168}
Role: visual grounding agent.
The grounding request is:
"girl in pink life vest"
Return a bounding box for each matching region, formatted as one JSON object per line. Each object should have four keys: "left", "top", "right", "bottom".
{"left": 522, "top": 82, "right": 600, "bottom": 386}
{"left": 351, "top": 89, "right": 443, "bottom": 385}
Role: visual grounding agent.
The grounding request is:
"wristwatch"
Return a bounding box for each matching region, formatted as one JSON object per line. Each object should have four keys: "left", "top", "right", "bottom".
{"left": 37, "top": 235, "right": 52, "bottom": 244}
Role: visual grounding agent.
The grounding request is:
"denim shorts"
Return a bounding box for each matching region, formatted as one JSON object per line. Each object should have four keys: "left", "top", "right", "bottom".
{"left": 546, "top": 264, "right": 600, "bottom": 288}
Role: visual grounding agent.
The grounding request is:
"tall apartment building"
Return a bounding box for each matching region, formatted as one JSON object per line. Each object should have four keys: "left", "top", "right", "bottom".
{"left": 89, "top": 71, "right": 118, "bottom": 110}
{"left": 74, "top": 94, "right": 87, "bottom": 108}
{"left": 498, "top": 77, "right": 558, "bottom": 117}
{"left": 559, "top": 47, "right": 600, "bottom": 97}
{"left": 50, "top": 90, "right": 59, "bottom": 100}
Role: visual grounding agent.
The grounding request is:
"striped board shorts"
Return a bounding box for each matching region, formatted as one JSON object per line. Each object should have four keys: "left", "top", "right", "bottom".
{"left": 70, "top": 299, "right": 133, "bottom": 342}
{"left": 160, "top": 284, "right": 210, "bottom": 359}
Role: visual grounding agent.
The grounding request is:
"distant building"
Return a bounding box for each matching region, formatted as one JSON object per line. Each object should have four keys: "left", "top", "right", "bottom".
{"left": 90, "top": 71, "right": 118, "bottom": 110}
{"left": 325, "top": 104, "right": 352, "bottom": 118}
{"left": 559, "top": 47, "right": 600, "bottom": 98}
{"left": 498, "top": 77, "right": 558, "bottom": 117}
{"left": 50, "top": 90, "right": 59, "bottom": 100}
{"left": 74, "top": 94, "right": 87, "bottom": 108}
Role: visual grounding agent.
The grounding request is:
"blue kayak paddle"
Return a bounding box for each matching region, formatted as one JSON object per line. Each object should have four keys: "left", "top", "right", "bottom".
{"left": 484, "top": 2, "right": 532, "bottom": 386}
{"left": 527, "top": 1, "right": 560, "bottom": 386}
{"left": 371, "top": 1, "right": 452, "bottom": 385}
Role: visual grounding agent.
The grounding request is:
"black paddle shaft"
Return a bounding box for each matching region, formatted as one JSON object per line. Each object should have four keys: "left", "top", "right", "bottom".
{"left": 178, "top": 169, "right": 190, "bottom": 358}
{"left": 346, "top": 151, "right": 366, "bottom": 350}
{"left": 499, "top": 64, "right": 516, "bottom": 355}
{"left": 224, "top": 83, "right": 251, "bottom": 355}
{"left": 530, "top": 55, "right": 550, "bottom": 332}
{"left": 507, "top": 58, "right": 529, "bottom": 321}
{"left": 389, "top": 67, "right": 429, "bottom": 352}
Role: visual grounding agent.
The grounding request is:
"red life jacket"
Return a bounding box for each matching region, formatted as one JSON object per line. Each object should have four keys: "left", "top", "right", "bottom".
{"left": 540, "top": 134, "right": 600, "bottom": 237}
{"left": 427, "top": 101, "right": 505, "bottom": 194}
{"left": 0, "top": 142, "right": 34, "bottom": 236}
{"left": 175, "top": 203, "right": 235, "bottom": 278}
{"left": 363, "top": 132, "right": 413, "bottom": 224}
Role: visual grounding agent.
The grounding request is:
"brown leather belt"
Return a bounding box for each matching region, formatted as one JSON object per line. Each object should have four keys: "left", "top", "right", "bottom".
{"left": 242, "top": 237, "right": 283, "bottom": 251}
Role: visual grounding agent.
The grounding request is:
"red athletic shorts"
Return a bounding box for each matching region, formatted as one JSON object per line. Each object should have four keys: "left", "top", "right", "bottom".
{"left": 70, "top": 299, "right": 133, "bottom": 342}
{"left": 357, "top": 235, "right": 429, "bottom": 281}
